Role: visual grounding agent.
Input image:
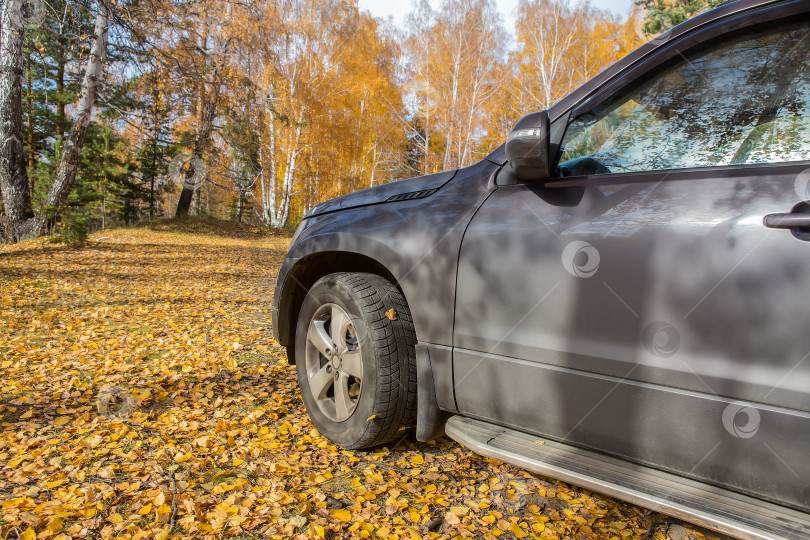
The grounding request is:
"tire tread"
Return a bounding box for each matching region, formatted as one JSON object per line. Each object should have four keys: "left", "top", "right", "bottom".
{"left": 309, "top": 272, "right": 417, "bottom": 449}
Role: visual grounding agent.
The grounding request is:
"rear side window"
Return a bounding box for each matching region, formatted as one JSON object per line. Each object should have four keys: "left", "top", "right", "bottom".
{"left": 558, "top": 18, "right": 810, "bottom": 176}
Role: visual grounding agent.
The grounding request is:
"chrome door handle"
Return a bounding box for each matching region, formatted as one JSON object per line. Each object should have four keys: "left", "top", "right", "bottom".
{"left": 763, "top": 212, "right": 810, "bottom": 229}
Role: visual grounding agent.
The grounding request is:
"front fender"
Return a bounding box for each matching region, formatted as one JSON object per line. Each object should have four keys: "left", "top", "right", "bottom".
{"left": 287, "top": 232, "right": 402, "bottom": 264}
{"left": 274, "top": 160, "right": 499, "bottom": 351}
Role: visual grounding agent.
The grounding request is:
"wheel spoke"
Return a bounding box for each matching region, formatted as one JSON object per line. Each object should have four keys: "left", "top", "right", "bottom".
{"left": 309, "top": 364, "right": 334, "bottom": 400}
{"left": 307, "top": 318, "right": 332, "bottom": 358}
{"left": 330, "top": 306, "right": 349, "bottom": 350}
{"left": 334, "top": 373, "right": 353, "bottom": 420}
{"left": 341, "top": 350, "right": 363, "bottom": 378}
{"left": 306, "top": 302, "right": 365, "bottom": 422}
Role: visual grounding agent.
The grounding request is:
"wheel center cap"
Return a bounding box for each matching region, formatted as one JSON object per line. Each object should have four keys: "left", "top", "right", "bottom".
{"left": 330, "top": 350, "right": 341, "bottom": 369}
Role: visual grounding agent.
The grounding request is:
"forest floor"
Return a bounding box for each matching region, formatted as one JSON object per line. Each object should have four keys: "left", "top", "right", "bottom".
{"left": 0, "top": 220, "right": 726, "bottom": 540}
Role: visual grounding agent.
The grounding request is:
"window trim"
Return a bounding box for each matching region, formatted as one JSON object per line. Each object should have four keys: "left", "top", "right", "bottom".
{"left": 544, "top": 160, "right": 810, "bottom": 189}
{"left": 549, "top": 1, "right": 810, "bottom": 178}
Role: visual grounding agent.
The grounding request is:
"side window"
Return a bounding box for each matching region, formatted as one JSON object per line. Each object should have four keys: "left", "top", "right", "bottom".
{"left": 558, "top": 19, "right": 810, "bottom": 176}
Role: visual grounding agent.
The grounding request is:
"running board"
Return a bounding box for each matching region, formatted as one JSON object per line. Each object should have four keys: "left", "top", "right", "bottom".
{"left": 445, "top": 416, "right": 810, "bottom": 540}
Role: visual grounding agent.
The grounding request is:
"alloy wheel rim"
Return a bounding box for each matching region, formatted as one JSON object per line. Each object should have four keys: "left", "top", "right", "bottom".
{"left": 305, "top": 303, "right": 363, "bottom": 422}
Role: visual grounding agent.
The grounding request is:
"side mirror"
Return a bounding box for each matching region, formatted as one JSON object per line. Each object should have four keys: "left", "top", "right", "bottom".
{"left": 505, "top": 110, "right": 550, "bottom": 181}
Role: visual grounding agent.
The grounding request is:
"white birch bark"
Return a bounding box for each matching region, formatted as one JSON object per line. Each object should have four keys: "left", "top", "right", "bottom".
{"left": 42, "top": 0, "right": 110, "bottom": 213}
{"left": 0, "top": 0, "right": 34, "bottom": 239}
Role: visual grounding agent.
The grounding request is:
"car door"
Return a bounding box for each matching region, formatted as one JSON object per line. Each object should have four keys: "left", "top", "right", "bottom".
{"left": 453, "top": 8, "right": 810, "bottom": 510}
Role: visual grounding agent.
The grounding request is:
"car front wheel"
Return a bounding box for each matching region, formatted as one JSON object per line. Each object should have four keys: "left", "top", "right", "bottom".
{"left": 295, "top": 272, "right": 417, "bottom": 449}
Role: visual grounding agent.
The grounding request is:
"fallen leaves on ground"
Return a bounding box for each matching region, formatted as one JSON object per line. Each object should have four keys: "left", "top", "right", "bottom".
{"left": 0, "top": 223, "right": 722, "bottom": 540}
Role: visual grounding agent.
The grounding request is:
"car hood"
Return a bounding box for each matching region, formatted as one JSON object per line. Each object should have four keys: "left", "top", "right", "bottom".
{"left": 306, "top": 169, "right": 458, "bottom": 218}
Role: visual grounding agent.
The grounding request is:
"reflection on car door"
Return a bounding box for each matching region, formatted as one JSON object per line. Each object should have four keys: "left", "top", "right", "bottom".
{"left": 453, "top": 14, "right": 810, "bottom": 510}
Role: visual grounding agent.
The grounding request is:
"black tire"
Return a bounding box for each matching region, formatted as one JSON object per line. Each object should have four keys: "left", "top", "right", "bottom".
{"left": 295, "top": 272, "right": 417, "bottom": 449}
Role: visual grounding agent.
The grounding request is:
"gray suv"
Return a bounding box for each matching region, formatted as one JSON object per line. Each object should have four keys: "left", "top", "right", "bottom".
{"left": 273, "top": 1, "right": 810, "bottom": 537}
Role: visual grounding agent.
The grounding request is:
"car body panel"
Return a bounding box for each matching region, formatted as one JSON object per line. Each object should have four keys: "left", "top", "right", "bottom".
{"left": 306, "top": 170, "right": 458, "bottom": 218}
{"left": 453, "top": 349, "right": 810, "bottom": 511}
{"left": 454, "top": 163, "right": 810, "bottom": 511}
{"left": 273, "top": 161, "right": 498, "bottom": 349}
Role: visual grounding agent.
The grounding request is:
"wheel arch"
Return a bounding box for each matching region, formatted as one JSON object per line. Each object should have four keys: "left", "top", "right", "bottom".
{"left": 277, "top": 251, "right": 400, "bottom": 365}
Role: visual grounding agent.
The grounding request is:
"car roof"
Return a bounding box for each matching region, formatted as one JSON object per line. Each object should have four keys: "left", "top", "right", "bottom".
{"left": 485, "top": 0, "right": 792, "bottom": 164}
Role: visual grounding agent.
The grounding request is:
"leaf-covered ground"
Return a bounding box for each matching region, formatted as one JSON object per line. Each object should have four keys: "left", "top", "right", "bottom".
{"left": 0, "top": 222, "right": 727, "bottom": 540}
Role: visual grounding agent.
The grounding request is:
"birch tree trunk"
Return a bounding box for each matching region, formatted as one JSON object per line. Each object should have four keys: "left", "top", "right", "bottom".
{"left": 259, "top": 88, "right": 301, "bottom": 229}
{"left": 258, "top": 145, "right": 271, "bottom": 223}
{"left": 175, "top": 20, "right": 218, "bottom": 218}
{"left": 423, "top": 76, "right": 431, "bottom": 175}
{"left": 31, "top": 0, "right": 110, "bottom": 238}
{"left": 262, "top": 88, "right": 278, "bottom": 224}
{"left": 176, "top": 98, "right": 217, "bottom": 217}
{"left": 272, "top": 118, "right": 301, "bottom": 228}
{"left": 0, "top": 0, "right": 35, "bottom": 240}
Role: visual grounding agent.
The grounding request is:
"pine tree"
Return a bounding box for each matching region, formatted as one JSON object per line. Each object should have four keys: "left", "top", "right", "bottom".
{"left": 636, "top": 0, "right": 723, "bottom": 34}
